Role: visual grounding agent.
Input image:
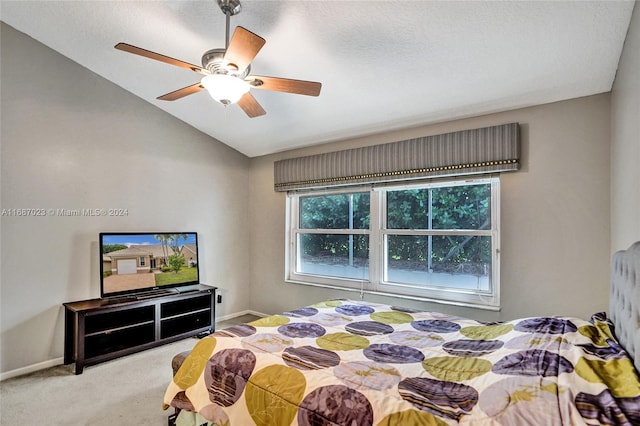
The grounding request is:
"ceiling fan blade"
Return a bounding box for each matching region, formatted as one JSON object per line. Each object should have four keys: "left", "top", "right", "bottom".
{"left": 223, "top": 26, "right": 266, "bottom": 72}
{"left": 157, "top": 83, "right": 205, "bottom": 101}
{"left": 237, "top": 92, "right": 266, "bottom": 118}
{"left": 115, "top": 43, "right": 209, "bottom": 75}
{"left": 247, "top": 75, "right": 322, "bottom": 97}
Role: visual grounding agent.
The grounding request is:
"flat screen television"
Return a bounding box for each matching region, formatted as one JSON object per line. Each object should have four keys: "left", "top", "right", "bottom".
{"left": 99, "top": 232, "right": 200, "bottom": 298}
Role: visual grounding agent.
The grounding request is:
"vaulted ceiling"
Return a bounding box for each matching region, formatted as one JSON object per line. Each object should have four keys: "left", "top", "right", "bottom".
{"left": 1, "top": 1, "right": 634, "bottom": 157}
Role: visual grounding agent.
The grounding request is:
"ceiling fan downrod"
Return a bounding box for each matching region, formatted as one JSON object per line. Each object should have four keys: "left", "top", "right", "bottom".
{"left": 217, "top": 0, "right": 242, "bottom": 49}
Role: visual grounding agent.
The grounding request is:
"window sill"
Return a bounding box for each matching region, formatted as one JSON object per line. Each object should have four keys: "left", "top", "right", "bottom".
{"left": 285, "top": 278, "right": 501, "bottom": 312}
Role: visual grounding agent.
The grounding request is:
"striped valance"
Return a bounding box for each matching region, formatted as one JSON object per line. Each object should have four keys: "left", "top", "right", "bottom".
{"left": 274, "top": 123, "right": 520, "bottom": 192}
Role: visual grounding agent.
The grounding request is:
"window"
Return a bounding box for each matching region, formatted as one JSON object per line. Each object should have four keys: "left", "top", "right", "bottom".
{"left": 286, "top": 177, "right": 500, "bottom": 310}
{"left": 139, "top": 256, "right": 146, "bottom": 267}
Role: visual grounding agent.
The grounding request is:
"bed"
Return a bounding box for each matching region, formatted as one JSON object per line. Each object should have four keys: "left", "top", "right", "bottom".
{"left": 163, "top": 242, "right": 640, "bottom": 425}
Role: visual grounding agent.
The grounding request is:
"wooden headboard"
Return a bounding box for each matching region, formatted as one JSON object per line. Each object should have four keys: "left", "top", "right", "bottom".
{"left": 610, "top": 241, "right": 640, "bottom": 372}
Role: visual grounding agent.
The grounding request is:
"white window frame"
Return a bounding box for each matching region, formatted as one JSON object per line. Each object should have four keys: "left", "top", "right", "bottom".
{"left": 285, "top": 177, "right": 501, "bottom": 310}
{"left": 286, "top": 187, "right": 372, "bottom": 291}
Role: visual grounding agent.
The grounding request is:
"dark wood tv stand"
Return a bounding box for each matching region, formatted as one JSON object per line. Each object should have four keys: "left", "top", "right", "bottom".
{"left": 63, "top": 287, "right": 216, "bottom": 374}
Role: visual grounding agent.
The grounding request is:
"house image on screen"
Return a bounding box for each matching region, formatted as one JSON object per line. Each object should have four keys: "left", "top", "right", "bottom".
{"left": 103, "top": 245, "right": 170, "bottom": 275}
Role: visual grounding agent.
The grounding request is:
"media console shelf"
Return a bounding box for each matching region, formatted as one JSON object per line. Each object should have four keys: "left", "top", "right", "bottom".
{"left": 63, "top": 287, "right": 216, "bottom": 374}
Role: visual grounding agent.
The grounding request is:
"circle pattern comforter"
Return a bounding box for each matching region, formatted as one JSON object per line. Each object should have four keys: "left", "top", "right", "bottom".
{"left": 163, "top": 299, "right": 640, "bottom": 425}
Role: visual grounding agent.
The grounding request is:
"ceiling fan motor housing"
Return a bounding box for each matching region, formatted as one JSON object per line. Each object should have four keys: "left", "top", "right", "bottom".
{"left": 202, "top": 48, "right": 251, "bottom": 78}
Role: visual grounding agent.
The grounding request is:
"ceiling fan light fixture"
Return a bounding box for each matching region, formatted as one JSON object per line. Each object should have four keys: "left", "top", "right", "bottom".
{"left": 201, "top": 74, "right": 249, "bottom": 105}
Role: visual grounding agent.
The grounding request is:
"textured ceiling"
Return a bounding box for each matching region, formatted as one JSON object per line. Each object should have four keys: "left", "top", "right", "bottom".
{"left": 1, "top": 1, "right": 634, "bottom": 157}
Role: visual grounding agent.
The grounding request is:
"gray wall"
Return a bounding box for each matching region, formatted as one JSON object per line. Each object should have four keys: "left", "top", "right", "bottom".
{"left": 1, "top": 23, "right": 251, "bottom": 375}
{"left": 249, "top": 94, "right": 612, "bottom": 324}
{"left": 611, "top": 1, "right": 640, "bottom": 252}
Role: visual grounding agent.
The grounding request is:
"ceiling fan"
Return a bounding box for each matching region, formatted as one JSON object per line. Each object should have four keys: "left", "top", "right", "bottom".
{"left": 115, "top": 0, "right": 321, "bottom": 118}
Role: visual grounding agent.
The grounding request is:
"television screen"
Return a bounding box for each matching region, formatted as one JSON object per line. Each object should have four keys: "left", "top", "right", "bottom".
{"left": 100, "top": 232, "right": 199, "bottom": 298}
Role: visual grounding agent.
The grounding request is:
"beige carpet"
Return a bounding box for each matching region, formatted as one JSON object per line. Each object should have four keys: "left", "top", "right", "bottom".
{"left": 0, "top": 315, "right": 260, "bottom": 426}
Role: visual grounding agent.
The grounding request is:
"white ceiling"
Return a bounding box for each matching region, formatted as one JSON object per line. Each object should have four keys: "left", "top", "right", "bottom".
{"left": 1, "top": 1, "right": 634, "bottom": 157}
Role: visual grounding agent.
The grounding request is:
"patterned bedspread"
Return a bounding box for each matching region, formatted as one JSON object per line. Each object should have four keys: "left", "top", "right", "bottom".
{"left": 163, "top": 299, "right": 640, "bottom": 425}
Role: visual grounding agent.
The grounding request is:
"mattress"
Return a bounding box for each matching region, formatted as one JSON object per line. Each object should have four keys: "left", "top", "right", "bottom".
{"left": 164, "top": 299, "right": 640, "bottom": 425}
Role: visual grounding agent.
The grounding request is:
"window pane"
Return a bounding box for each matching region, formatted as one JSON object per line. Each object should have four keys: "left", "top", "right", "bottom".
{"left": 386, "top": 235, "right": 490, "bottom": 291}
{"left": 298, "top": 233, "right": 369, "bottom": 279}
{"left": 300, "top": 193, "right": 370, "bottom": 229}
{"left": 432, "top": 184, "right": 491, "bottom": 230}
{"left": 386, "top": 189, "right": 429, "bottom": 229}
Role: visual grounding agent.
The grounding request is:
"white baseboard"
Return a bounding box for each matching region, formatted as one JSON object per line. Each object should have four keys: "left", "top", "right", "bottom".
{"left": 1, "top": 357, "right": 64, "bottom": 382}
{"left": 216, "top": 309, "right": 268, "bottom": 322}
